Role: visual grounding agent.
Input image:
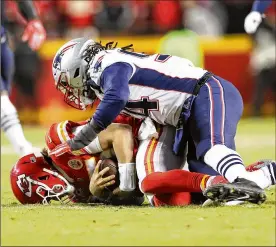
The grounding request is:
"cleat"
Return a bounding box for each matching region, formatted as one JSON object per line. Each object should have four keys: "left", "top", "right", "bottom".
{"left": 203, "top": 178, "right": 266, "bottom": 204}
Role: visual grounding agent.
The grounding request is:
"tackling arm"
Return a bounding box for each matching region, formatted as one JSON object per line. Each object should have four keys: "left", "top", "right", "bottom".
{"left": 97, "top": 124, "right": 135, "bottom": 163}
{"left": 67, "top": 62, "right": 133, "bottom": 151}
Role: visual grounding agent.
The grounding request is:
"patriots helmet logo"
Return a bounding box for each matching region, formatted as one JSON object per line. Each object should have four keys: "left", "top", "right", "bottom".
{"left": 16, "top": 174, "right": 32, "bottom": 197}
{"left": 53, "top": 52, "right": 63, "bottom": 70}
{"left": 53, "top": 43, "right": 78, "bottom": 71}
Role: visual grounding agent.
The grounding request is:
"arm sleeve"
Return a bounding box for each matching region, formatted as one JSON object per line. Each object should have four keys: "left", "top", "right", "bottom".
{"left": 252, "top": 0, "right": 272, "bottom": 14}
{"left": 17, "top": 0, "right": 38, "bottom": 21}
{"left": 67, "top": 62, "right": 133, "bottom": 151}
{"left": 92, "top": 62, "right": 133, "bottom": 130}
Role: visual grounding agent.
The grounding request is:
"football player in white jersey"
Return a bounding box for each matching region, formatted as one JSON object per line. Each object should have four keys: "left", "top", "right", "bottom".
{"left": 1, "top": 0, "right": 46, "bottom": 156}
{"left": 50, "top": 38, "right": 275, "bottom": 204}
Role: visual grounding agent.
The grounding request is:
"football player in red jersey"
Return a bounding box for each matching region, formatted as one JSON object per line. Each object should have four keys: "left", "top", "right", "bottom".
{"left": 11, "top": 114, "right": 145, "bottom": 205}
{"left": 44, "top": 114, "right": 144, "bottom": 204}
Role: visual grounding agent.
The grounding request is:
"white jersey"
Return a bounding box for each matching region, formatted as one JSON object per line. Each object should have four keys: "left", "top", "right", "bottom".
{"left": 88, "top": 48, "right": 208, "bottom": 126}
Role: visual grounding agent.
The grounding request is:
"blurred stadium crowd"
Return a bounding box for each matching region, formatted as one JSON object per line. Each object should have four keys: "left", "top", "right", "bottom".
{"left": 4, "top": 0, "right": 275, "bottom": 37}
{"left": 2, "top": 0, "right": 276, "bottom": 117}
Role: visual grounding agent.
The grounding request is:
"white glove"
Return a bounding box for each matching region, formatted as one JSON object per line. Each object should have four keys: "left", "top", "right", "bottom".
{"left": 244, "top": 11, "right": 263, "bottom": 34}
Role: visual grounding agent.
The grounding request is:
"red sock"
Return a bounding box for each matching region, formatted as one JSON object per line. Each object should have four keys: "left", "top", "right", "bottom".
{"left": 153, "top": 192, "right": 191, "bottom": 207}
{"left": 246, "top": 161, "right": 265, "bottom": 172}
{"left": 141, "top": 170, "right": 210, "bottom": 194}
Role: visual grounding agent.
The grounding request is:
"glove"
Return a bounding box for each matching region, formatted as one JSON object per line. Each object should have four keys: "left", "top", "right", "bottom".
{"left": 22, "top": 19, "right": 46, "bottom": 50}
{"left": 244, "top": 11, "right": 263, "bottom": 34}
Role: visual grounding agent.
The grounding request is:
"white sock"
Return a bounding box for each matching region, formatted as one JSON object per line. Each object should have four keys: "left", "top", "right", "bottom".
{"left": 244, "top": 163, "right": 275, "bottom": 189}
{"left": 204, "top": 144, "right": 247, "bottom": 182}
{"left": 1, "top": 95, "right": 33, "bottom": 156}
{"left": 204, "top": 145, "right": 273, "bottom": 189}
{"left": 261, "top": 162, "right": 276, "bottom": 186}
{"left": 242, "top": 169, "right": 271, "bottom": 189}
{"left": 118, "top": 162, "right": 136, "bottom": 191}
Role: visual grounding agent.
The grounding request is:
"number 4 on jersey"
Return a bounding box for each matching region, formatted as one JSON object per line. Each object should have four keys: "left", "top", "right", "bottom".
{"left": 126, "top": 97, "right": 159, "bottom": 116}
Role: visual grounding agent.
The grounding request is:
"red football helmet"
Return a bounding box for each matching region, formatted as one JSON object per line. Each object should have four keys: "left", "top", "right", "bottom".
{"left": 10, "top": 153, "right": 75, "bottom": 204}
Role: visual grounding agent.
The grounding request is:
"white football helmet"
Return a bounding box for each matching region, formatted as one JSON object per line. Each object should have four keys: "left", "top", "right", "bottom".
{"left": 52, "top": 37, "right": 98, "bottom": 110}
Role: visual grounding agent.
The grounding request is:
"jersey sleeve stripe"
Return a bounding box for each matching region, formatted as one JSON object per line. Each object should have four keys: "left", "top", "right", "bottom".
{"left": 58, "top": 121, "right": 69, "bottom": 143}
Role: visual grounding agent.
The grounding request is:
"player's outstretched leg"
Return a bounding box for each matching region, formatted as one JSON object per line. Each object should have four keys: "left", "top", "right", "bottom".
{"left": 1, "top": 94, "right": 33, "bottom": 156}
{"left": 204, "top": 160, "right": 276, "bottom": 206}
{"left": 189, "top": 75, "right": 272, "bottom": 204}
{"left": 1, "top": 33, "right": 34, "bottom": 156}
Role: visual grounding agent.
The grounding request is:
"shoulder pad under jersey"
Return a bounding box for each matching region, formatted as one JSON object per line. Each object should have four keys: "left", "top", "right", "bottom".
{"left": 88, "top": 49, "right": 136, "bottom": 86}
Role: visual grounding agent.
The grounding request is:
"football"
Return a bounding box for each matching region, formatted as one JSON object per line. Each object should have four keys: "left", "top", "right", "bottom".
{"left": 99, "top": 159, "right": 119, "bottom": 191}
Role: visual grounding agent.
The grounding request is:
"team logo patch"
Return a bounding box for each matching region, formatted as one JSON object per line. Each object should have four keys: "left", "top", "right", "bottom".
{"left": 68, "top": 159, "right": 83, "bottom": 170}
{"left": 16, "top": 174, "right": 32, "bottom": 197}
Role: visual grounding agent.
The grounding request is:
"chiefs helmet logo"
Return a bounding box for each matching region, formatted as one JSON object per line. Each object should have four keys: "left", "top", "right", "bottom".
{"left": 68, "top": 159, "right": 83, "bottom": 170}
{"left": 16, "top": 174, "right": 32, "bottom": 197}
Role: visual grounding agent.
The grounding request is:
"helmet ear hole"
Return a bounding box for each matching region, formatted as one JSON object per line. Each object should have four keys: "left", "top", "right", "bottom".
{"left": 38, "top": 175, "right": 49, "bottom": 181}
{"left": 74, "top": 68, "right": 80, "bottom": 78}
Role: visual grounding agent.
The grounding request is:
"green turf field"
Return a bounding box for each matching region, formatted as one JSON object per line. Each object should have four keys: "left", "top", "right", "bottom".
{"left": 1, "top": 118, "right": 275, "bottom": 246}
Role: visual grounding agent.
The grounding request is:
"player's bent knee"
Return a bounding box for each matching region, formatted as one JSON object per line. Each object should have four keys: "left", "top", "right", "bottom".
{"left": 153, "top": 193, "right": 192, "bottom": 207}
{"left": 115, "top": 124, "right": 132, "bottom": 136}
{"left": 141, "top": 172, "right": 164, "bottom": 194}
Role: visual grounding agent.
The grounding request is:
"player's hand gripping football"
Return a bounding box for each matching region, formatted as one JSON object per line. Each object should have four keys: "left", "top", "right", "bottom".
{"left": 22, "top": 19, "right": 46, "bottom": 50}
{"left": 89, "top": 160, "right": 116, "bottom": 198}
